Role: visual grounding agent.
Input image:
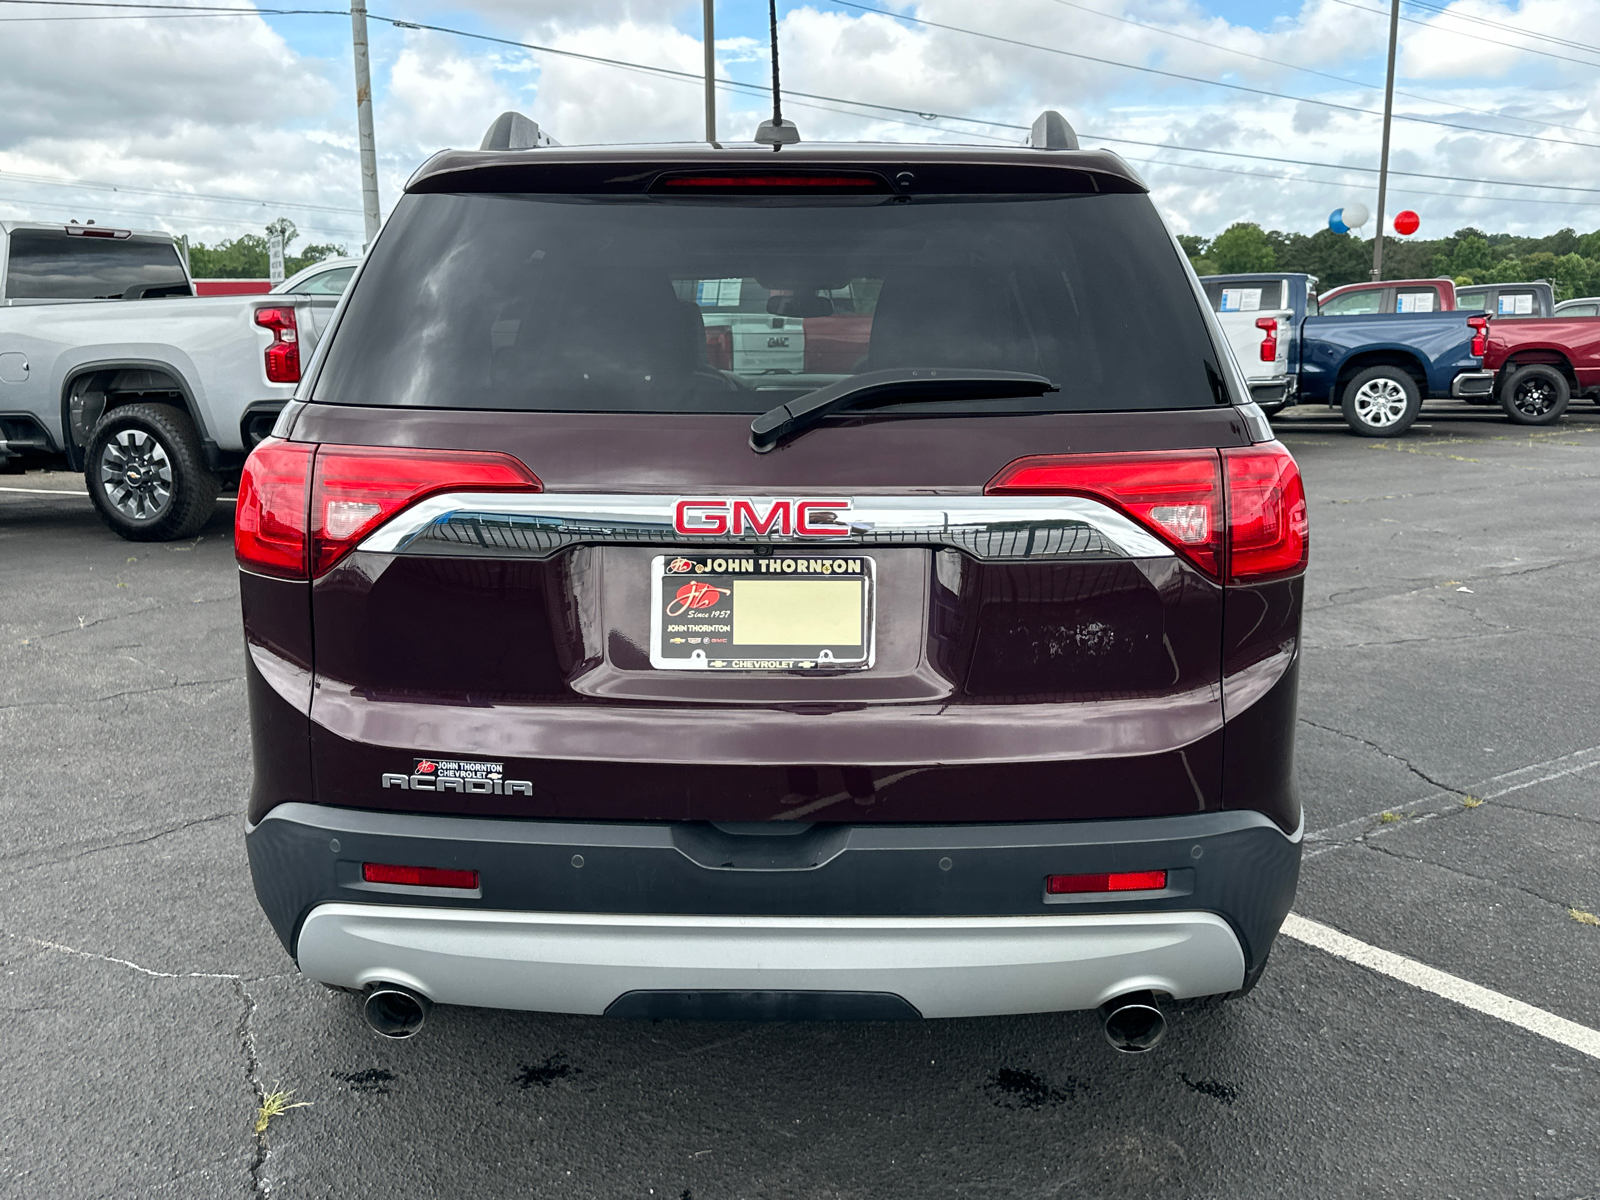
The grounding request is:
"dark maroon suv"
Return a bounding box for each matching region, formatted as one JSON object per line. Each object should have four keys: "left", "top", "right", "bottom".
{"left": 237, "top": 113, "right": 1307, "bottom": 1050}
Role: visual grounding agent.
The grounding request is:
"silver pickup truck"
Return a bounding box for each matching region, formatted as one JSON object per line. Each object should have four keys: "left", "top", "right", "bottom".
{"left": 0, "top": 220, "right": 330, "bottom": 540}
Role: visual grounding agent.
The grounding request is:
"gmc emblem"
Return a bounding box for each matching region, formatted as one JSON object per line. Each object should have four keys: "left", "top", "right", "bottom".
{"left": 673, "top": 498, "right": 851, "bottom": 537}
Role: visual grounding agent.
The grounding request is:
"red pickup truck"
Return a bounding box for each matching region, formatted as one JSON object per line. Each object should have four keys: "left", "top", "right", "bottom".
{"left": 1467, "top": 317, "right": 1600, "bottom": 424}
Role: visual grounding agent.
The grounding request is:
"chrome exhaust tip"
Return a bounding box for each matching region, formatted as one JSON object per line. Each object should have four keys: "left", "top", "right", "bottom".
{"left": 1098, "top": 990, "right": 1166, "bottom": 1053}
{"left": 362, "top": 984, "right": 432, "bottom": 1039}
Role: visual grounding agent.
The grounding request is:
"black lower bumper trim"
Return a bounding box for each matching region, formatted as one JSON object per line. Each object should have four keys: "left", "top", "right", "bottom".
{"left": 247, "top": 804, "right": 1301, "bottom": 975}
{"left": 604, "top": 989, "right": 922, "bottom": 1021}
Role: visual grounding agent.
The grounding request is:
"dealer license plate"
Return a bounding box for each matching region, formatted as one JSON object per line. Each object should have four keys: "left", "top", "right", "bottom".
{"left": 649, "top": 553, "right": 875, "bottom": 671}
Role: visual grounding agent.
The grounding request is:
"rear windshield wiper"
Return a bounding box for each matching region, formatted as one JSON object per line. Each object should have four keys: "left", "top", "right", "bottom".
{"left": 749, "top": 368, "right": 1059, "bottom": 453}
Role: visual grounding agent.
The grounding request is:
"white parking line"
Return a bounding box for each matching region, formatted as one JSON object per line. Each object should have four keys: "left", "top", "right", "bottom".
{"left": 1281, "top": 914, "right": 1600, "bottom": 1061}
{"left": 1304, "top": 741, "right": 1600, "bottom": 855}
{"left": 0, "top": 485, "right": 90, "bottom": 496}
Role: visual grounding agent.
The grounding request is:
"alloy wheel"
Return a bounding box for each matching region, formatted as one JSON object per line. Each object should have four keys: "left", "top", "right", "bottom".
{"left": 1512, "top": 378, "right": 1556, "bottom": 417}
{"left": 99, "top": 428, "right": 174, "bottom": 520}
{"left": 1352, "top": 379, "right": 1410, "bottom": 428}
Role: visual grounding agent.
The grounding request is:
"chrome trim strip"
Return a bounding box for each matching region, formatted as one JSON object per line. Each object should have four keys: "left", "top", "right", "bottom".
{"left": 357, "top": 492, "right": 1175, "bottom": 562}
{"left": 295, "top": 904, "right": 1246, "bottom": 1017}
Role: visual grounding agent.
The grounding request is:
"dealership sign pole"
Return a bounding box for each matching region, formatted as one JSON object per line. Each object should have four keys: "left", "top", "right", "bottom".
{"left": 1370, "top": 0, "right": 1400, "bottom": 281}
{"left": 350, "top": 0, "right": 382, "bottom": 249}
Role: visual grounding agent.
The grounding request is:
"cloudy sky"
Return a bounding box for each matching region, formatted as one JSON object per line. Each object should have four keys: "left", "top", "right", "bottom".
{"left": 3, "top": 0, "right": 1599, "bottom": 252}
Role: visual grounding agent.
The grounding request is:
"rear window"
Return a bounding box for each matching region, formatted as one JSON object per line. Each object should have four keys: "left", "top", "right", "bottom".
{"left": 312, "top": 191, "right": 1228, "bottom": 414}
{"left": 3, "top": 229, "right": 190, "bottom": 300}
{"left": 1200, "top": 279, "right": 1285, "bottom": 313}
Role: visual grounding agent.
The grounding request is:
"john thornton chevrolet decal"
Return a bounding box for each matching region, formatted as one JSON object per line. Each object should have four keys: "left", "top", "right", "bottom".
{"left": 382, "top": 758, "right": 532, "bottom": 794}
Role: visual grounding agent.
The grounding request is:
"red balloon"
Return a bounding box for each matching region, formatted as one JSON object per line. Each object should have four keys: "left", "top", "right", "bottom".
{"left": 1394, "top": 210, "right": 1420, "bottom": 235}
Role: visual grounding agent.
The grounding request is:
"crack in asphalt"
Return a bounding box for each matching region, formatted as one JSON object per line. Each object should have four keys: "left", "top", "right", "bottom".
{"left": 237, "top": 979, "right": 270, "bottom": 1199}
{"left": 0, "top": 676, "right": 242, "bottom": 712}
{"left": 0, "top": 812, "right": 236, "bottom": 870}
{"left": 1359, "top": 841, "right": 1588, "bottom": 915}
{"left": 1298, "top": 718, "right": 1468, "bottom": 797}
{"left": 3, "top": 931, "right": 288, "bottom": 986}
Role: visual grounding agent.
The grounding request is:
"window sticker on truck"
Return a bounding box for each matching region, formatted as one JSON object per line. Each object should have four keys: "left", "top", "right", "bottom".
{"left": 1220, "top": 288, "right": 1262, "bottom": 312}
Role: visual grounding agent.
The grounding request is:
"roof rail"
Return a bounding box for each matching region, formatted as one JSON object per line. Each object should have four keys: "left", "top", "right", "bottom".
{"left": 1027, "top": 110, "right": 1079, "bottom": 151}
{"left": 479, "top": 111, "right": 559, "bottom": 151}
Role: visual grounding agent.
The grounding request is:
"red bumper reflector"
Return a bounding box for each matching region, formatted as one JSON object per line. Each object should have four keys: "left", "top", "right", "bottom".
{"left": 1046, "top": 870, "right": 1167, "bottom": 895}
{"left": 363, "top": 862, "right": 479, "bottom": 890}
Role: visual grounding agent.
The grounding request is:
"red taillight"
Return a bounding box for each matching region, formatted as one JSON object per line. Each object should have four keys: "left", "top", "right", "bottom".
{"left": 1046, "top": 870, "right": 1167, "bottom": 895}
{"left": 363, "top": 862, "right": 479, "bottom": 890}
{"left": 1468, "top": 314, "right": 1489, "bottom": 357}
{"left": 235, "top": 438, "right": 313, "bottom": 578}
{"left": 254, "top": 306, "right": 300, "bottom": 383}
{"left": 1223, "top": 442, "right": 1308, "bottom": 582}
{"left": 310, "top": 445, "right": 541, "bottom": 576}
{"left": 985, "top": 449, "right": 1223, "bottom": 577}
{"left": 985, "top": 442, "right": 1308, "bottom": 584}
{"left": 705, "top": 325, "right": 733, "bottom": 371}
{"left": 1256, "top": 316, "right": 1279, "bottom": 362}
{"left": 234, "top": 441, "right": 542, "bottom": 579}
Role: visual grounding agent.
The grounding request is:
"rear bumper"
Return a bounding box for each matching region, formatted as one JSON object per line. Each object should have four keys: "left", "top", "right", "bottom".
{"left": 1452, "top": 370, "right": 1497, "bottom": 398}
{"left": 248, "top": 804, "right": 1300, "bottom": 1015}
{"left": 1248, "top": 374, "right": 1296, "bottom": 406}
{"left": 297, "top": 905, "right": 1246, "bottom": 1018}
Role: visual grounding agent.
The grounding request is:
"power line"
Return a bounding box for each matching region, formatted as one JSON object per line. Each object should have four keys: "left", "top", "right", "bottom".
{"left": 1400, "top": 0, "right": 1600, "bottom": 60}
{"left": 1044, "top": 0, "right": 1600, "bottom": 140}
{"left": 0, "top": 169, "right": 363, "bottom": 214}
{"left": 0, "top": 195, "right": 361, "bottom": 237}
{"left": 825, "top": 0, "right": 1600, "bottom": 153}
{"left": 1326, "top": 0, "right": 1600, "bottom": 71}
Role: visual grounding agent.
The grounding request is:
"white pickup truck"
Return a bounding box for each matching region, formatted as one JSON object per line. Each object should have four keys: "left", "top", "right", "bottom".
{"left": 0, "top": 220, "right": 328, "bottom": 540}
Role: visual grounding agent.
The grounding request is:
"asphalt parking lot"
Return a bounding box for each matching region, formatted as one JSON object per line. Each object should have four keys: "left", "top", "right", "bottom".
{"left": 3, "top": 402, "right": 1598, "bottom": 1200}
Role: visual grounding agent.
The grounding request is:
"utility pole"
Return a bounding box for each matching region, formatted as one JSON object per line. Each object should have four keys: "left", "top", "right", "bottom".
{"left": 1371, "top": 0, "right": 1400, "bottom": 281}
{"left": 702, "top": 0, "right": 717, "bottom": 146}
{"left": 350, "top": 0, "right": 382, "bottom": 248}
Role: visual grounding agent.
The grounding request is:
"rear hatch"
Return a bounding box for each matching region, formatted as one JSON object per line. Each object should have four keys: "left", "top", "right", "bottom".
{"left": 245, "top": 152, "right": 1304, "bottom": 826}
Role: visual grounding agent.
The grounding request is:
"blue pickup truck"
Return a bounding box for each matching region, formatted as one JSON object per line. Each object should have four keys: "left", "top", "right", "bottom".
{"left": 1200, "top": 272, "right": 1488, "bottom": 436}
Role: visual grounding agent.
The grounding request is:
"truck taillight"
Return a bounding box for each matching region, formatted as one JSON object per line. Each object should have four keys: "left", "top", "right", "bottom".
{"left": 985, "top": 441, "right": 1308, "bottom": 583}
{"left": 1256, "top": 316, "right": 1279, "bottom": 362}
{"left": 1468, "top": 314, "right": 1489, "bottom": 357}
{"left": 235, "top": 441, "right": 542, "bottom": 579}
{"left": 254, "top": 306, "right": 300, "bottom": 383}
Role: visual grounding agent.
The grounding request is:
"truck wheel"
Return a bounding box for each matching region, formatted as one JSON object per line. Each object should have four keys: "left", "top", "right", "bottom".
{"left": 1341, "top": 366, "right": 1421, "bottom": 437}
{"left": 1499, "top": 364, "right": 1569, "bottom": 425}
{"left": 85, "top": 403, "right": 221, "bottom": 542}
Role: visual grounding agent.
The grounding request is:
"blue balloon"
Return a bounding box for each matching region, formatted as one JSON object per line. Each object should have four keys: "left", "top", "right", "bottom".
{"left": 1328, "top": 208, "right": 1351, "bottom": 235}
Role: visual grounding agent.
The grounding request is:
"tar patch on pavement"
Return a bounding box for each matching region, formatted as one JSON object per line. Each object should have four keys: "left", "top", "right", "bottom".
{"left": 513, "top": 1053, "right": 576, "bottom": 1090}
{"left": 1181, "top": 1074, "right": 1239, "bottom": 1105}
{"left": 985, "top": 1067, "right": 1081, "bottom": 1109}
{"left": 332, "top": 1068, "right": 397, "bottom": 1095}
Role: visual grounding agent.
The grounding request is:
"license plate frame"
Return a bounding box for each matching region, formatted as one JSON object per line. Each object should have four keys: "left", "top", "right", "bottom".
{"left": 649, "top": 552, "right": 876, "bottom": 671}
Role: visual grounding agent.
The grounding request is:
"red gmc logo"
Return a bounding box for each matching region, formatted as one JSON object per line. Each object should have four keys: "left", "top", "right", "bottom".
{"left": 673, "top": 498, "right": 851, "bottom": 537}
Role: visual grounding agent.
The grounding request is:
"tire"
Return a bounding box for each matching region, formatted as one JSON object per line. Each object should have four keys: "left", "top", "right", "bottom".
{"left": 1341, "top": 366, "right": 1422, "bottom": 437}
{"left": 85, "top": 402, "right": 221, "bottom": 541}
{"left": 1498, "top": 364, "right": 1570, "bottom": 426}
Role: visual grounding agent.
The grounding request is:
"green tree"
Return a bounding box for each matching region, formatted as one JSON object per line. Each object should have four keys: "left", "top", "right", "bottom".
{"left": 188, "top": 222, "right": 346, "bottom": 279}
{"left": 1209, "top": 223, "right": 1276, "bottom": 274}
{"left": 1445, "top": 234, "right": 1493, "bottom": 282}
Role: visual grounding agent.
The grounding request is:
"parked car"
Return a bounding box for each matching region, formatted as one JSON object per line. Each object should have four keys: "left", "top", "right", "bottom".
{"left": 270, "top": 255, "right": 362, "bottom": 338}
{"left": 1201, "top": 271, "right": 1486, "bottom": 435}
{"left": 1318, "top": 277, "right": 1457, "bottom": 315}
{"left": 1458, "top": 314, "right": 1600, "bottom": 425}
{"left": 1455, "top": 282, "right": 1555, "bottom": 319}
{"left": 0, "top": 221, "right": 325, "bottom": 536}
{"left": 1553, "top": 296, "right": 1600, "bottom": 317}
{"left": 238, "top": 110, "right": 1309, "bottom": 1051}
